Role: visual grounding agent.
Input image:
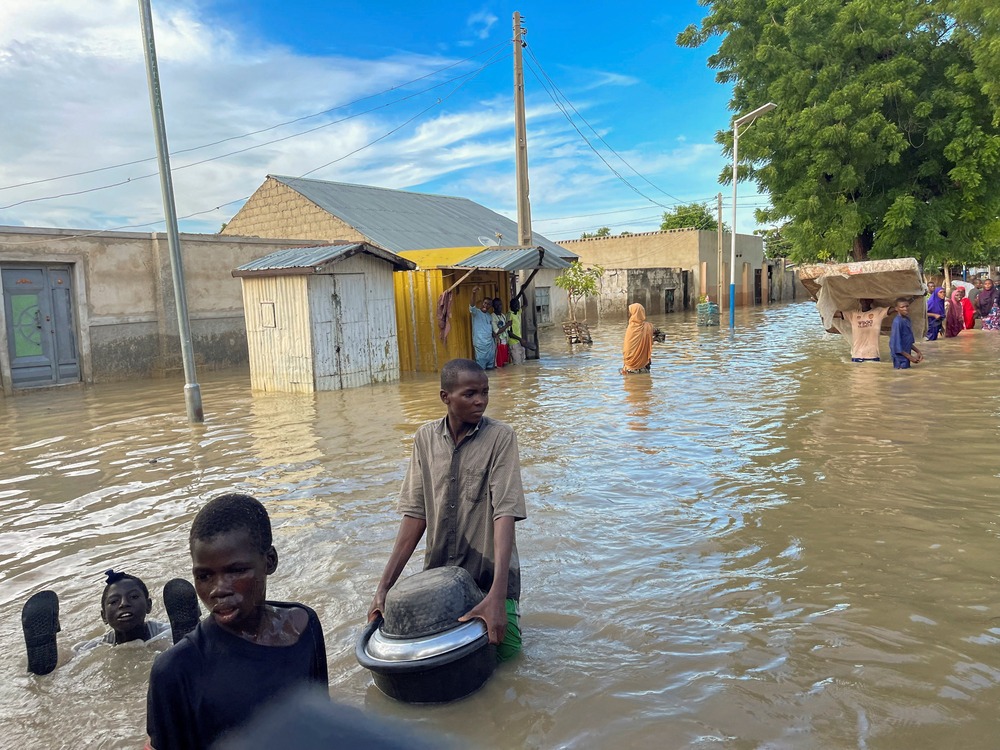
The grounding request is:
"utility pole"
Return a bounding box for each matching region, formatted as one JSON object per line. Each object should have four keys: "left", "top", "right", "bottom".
{"left": 716, "top": 192, "right": 723, "bottom": 306}
{"left": 137, "top": 0, "right": 204, "bottom": 423}
{"left": 513, "top": 11, "right": 532, "bottom": 247}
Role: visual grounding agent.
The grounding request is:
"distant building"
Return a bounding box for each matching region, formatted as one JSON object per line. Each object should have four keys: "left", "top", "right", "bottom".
{"left": 560, "top": 228, "right": 796, "bottom": 315}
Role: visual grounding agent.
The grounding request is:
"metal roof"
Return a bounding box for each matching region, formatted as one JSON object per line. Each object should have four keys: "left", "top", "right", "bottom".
{"left": 232, "top": 243, "right": 416, "bottom": 277}
{"left": 269, "top": 175, "right": 577, "bottom": 259}
{"left": 459, "top": 246, "right": 572, "bottom": 271}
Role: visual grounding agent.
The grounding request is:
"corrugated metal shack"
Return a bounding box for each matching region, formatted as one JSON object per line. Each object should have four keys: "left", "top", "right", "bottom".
{"left": 233, "top": 243, "right": 415, "bottom": 392}
{"left": 394, "top": 246, "right": 570, "bottom": 373}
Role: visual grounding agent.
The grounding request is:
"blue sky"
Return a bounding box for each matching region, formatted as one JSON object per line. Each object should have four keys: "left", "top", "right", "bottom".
{"left": 0, "top": 0, "right": 772, "bottom": 242}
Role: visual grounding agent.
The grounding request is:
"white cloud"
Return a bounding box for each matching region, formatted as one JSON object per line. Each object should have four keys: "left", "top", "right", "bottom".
{"left": 466, "top": 11, "right": 498, "bottom": 41}
{"left": 0, "top": 0, "right": 746, "bottom": 240}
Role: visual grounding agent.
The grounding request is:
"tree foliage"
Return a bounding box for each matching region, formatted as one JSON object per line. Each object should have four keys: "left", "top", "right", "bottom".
{"left": 554, "top": 261, "right": 604, "bottom": 322}
{"left": 660, "top": 202, "right": 729, "bottom": 232}
{"left": 581, "top": 226, "right": 611, "bottom": 239}
{"left": 755, "top": 224, "right": 793, "bottom": 260}
{"left": 678, "top": 0, "right": 1000, "bottom": 266}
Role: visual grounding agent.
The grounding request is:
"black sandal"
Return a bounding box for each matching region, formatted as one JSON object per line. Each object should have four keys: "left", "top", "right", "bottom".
{"left": 163, "top": 579, "right": 200, "bottom": 644}
{"left": 22, "top": 590, "right": 60, "bottom": 675}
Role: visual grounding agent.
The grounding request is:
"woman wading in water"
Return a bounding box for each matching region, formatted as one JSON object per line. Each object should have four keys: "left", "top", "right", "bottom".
{"left": 621, "top": 303, "right": 653, "bottom": 374}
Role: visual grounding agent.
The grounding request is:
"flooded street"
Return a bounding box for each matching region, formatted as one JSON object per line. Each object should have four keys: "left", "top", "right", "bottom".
{"left": 3, "top": 301, "right": 1000, "bottom": 749}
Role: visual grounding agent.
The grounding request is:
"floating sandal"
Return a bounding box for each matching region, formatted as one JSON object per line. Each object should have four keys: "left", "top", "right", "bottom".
{"left": 163, "top": 578, "right": 200, "bottom": 644}
{"left": 22, "top": 590, "right": 60, "bottom": 675}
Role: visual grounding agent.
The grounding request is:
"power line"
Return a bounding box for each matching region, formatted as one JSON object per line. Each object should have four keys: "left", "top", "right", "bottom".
{"left": 0, "top": 47, "right": 510, "bottom": 245}
{"left": 551, "top": 213, "right": 667, "bottom": 236}
{"left": 299, "top": 45, "right": 509, "bottom": 179}
{"left": 521, "top": 58, "right": 673, "bottom": 212}
{"left": 523, "top": 45, "right": 689, "bottom": 205}
{"left": 0, "top": 41, "right": 509, "bottom": 194}
{"left": 534, "top": 196, "right": 721, "bottom": 223}
{"left": 0, "top": 53, "right": 511, "bottom": 212}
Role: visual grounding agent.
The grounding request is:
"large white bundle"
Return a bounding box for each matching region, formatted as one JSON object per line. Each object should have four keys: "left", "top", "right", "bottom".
{"left": 797, "top": 258, "right": 927, "bottom": 341}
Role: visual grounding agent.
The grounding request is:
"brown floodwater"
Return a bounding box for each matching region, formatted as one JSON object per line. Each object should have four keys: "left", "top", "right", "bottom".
{"left": 3, "top": 301, "right": 1000, "bottom": 749}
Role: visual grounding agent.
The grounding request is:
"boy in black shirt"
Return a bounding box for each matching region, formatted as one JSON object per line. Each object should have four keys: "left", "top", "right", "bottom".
{"left": 145, "top": 494, "right": 328, "bottom": 750}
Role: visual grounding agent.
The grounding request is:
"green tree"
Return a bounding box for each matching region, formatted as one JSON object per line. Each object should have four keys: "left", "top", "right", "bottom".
{"left": 950, "top": 0, "right": 1000, "bottom": 124}
{"left": 660, "top": 202, "right": 727, "bottom": 232}
{"left": 755, "top": 225, "right": 793, "bottom": 260}
{"left": 679, "top": 0, "right": 1000, "bottom": 265}
{"left": 554, "top": 261, "right": 604, "bottom": 322}
{"left": 581, "top": 226, "right": 611, "bottom": 239}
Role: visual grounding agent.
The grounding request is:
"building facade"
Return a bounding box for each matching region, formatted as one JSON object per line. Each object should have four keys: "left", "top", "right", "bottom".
{"left": 221, "top": 175, "right": 578, "bottom": 324}
{"left": 0, "top": 226, "right": 323, "bottom": 395}
{"left": 560, "top": 228, "right": 795, "bottom": 314}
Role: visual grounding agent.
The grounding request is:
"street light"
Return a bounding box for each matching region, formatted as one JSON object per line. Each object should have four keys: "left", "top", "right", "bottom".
{"left": 730, "top": 102, "right": 777, "bottom": 329}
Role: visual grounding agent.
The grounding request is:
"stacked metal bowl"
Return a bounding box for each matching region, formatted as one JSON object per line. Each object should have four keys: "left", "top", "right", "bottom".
{"left": 356, "top": 567, "right": 497, "bottom": 703}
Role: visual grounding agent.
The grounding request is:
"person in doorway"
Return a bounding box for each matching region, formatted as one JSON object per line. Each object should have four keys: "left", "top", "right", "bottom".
{"left": 507, "top": 298, "right": 526, "bottom": 365}
{"left": 492, "top": 297, "right": 510, "bottom": 368}
{"left": 368, "top": 358, "right": 527, "bottom": 662}
{"left": 146, "top": 493, "right": 328, "bottom": 750}
{"left": 945, "top": 287, "right": 967, "bottom": 337}
{"left": 925, "top": 288, "right": 946, "bottom": 341}
{"left": 469, "top": 288, "right": 495, "bottom": 371}
{"left": 974, "top": 278, "right": 999, "bottom": 329}
{"left": 834, "top": 299, "right": 889, "bottom": 362}
{"left": 621, "top": 303, "right": 654, "bottom": 374}
{"left": 889, "top": 298, "right": 923, "bottom": 369}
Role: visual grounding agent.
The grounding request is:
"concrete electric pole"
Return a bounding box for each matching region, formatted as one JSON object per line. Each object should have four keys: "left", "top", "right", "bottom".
{"left": 716, "top": 192, "right": 724, "bottom": 306}
{"left": 138, "top": 0, "right": 204, "bottom": 423}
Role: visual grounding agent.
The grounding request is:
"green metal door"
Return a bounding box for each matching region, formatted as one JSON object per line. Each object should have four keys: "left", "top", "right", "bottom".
{"left": 2, "top": 266, "right": 80, "bottom": 388}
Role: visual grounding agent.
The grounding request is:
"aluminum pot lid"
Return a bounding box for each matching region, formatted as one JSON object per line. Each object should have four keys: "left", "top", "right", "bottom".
{"left": 365, "top": 620, "right": 487, "bottom": 663}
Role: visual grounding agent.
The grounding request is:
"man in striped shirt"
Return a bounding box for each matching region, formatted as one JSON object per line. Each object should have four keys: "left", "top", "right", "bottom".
{"left": 368, "top": 358, "right": 527, "bottom": 661}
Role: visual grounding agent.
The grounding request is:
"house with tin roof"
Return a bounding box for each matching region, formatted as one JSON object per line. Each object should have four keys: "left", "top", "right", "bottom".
{"left": 233, "top": 242, "right": 416, "bottom": 391}
{"left": 220, "top": 175, "right": 577, "bottom": 327}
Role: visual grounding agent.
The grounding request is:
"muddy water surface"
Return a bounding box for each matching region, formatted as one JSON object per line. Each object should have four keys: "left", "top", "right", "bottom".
{"left": 3, "top": 302, "right": 1000, "bottom": 749}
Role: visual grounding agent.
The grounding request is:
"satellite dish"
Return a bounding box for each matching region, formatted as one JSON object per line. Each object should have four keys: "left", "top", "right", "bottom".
{"left": 477, "top": 236, "right": 499, "bottom": 246}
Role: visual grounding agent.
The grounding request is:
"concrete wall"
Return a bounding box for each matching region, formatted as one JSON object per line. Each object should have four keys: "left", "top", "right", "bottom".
{"left": 0, "top": 226, "right": 325, "bottom": 392}
{"left": 586, "top": 267, "right": 686, "bottom": 317}
{"left": 523, "top": 268, "right": 569, "bottom": 325}
{"left": 562, "top": 228, "right": 766, "bottom": 309}
{"left": 221, "top": 177, "right": 367, "bottom": 243}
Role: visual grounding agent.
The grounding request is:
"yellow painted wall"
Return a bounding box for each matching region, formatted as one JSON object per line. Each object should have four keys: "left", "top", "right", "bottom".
{"left": 394, "top": 268, "right": 508, "bottom": 372}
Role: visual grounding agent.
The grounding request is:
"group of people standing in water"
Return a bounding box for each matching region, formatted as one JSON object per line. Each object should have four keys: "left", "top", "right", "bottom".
{"left": 925, "top": 277, "right": 1000, "bottom": 340}
{"left": 617, "top": 277, "right": 1000, "bottom": 376}
{"left": 469, "top": 287, "right": 526, "bottom": 371}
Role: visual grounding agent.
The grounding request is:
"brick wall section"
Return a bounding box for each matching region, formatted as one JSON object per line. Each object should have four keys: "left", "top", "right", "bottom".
{"left": 221, "top": 177, "right": 367, "bottom": 243}
{"left": 560, "top": 229, "right": 701, "bottom": 270}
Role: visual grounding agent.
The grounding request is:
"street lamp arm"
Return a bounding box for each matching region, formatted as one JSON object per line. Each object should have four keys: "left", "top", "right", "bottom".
{"left": 729, "top": 101, "right": 777, "bottom": 330}
{"left": 734, "top": 102, "right": 777, "bottom": 127}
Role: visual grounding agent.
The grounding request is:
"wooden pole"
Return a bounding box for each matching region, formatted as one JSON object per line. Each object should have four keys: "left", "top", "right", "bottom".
{"left": 442, "top": 267, "right": 478, "bottom": 296}
{"left": 513, "top": 12, "right": 532, "bottom": 247}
